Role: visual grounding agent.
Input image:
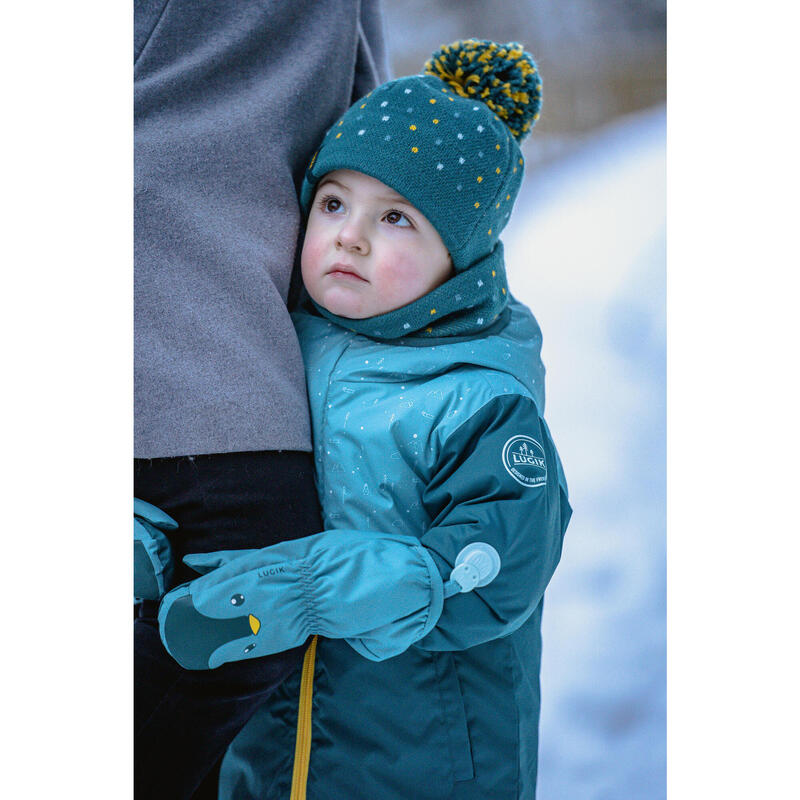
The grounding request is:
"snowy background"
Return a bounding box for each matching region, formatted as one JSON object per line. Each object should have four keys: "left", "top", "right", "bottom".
{"left": 384, "top": 4, "right": 666, "bottom": 796}
{"left": 506, "top": 107, "right": 666, "bottom": 800}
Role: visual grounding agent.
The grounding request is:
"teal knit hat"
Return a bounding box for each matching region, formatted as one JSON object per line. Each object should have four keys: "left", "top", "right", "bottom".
{"left": 300, "top": 39, "right": 542, "bottom": 338}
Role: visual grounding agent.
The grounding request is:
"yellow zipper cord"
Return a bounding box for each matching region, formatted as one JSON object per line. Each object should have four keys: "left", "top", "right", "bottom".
{"left": 290, "top": 635, "right": 319, "bottom": 800}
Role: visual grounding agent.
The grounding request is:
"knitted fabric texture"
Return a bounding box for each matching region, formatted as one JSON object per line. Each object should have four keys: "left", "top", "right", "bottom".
{"left": 299, "top": 39, "right": 541, "bottom": 339}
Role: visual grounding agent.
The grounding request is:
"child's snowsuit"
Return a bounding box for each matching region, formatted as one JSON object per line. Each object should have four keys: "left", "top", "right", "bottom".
{"left": 217, "top": 298, "right": 571, "bottom": 799}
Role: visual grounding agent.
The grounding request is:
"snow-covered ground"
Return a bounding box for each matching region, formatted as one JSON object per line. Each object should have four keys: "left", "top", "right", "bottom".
{"left": 506, "top": 106, "right": 666, "bottom": 799}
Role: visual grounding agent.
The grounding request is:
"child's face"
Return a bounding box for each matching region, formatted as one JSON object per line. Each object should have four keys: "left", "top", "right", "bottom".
{"left": 301, "top": 170, "right": 452, "bottom": 319}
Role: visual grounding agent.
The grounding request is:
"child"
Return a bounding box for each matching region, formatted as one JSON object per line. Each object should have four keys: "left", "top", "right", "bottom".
{"left": 160, "top": 39, "right": 572, "bottom": 798}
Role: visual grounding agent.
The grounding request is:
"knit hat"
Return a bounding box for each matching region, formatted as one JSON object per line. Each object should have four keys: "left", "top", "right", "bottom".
{"left": 300, "top": 39, "right": 542, "bottom": 339}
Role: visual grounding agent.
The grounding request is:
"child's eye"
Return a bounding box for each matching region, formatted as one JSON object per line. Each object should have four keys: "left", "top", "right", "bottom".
{"left": 318, "top": 195, "right": 343, "bottom": 213}
{"left": 384, "top": 210, "right": 412, "bottom": 228}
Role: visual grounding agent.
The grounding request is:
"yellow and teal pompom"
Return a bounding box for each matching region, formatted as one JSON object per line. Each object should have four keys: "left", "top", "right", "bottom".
{"left": 424, "top": 39, "right": 542, "bottom": 141}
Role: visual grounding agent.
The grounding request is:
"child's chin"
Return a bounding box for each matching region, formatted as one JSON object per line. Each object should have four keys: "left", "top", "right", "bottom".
{"left": 319, "top": 291, "right": 370, "bottom": 320}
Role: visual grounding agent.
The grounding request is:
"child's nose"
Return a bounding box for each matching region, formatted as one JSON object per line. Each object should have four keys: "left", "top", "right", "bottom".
{"left": 335, "top": 219, "right": 370, "bottom": 255}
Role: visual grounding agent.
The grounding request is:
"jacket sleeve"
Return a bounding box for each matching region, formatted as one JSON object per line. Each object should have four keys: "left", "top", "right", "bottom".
{"left": 416, "top": 391, "right": 571, "bottom": 651}
{"left": 158, "top": 391, "right": 570, "bottom": 669}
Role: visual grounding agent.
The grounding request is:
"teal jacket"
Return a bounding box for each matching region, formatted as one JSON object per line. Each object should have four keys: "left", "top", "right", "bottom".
{"left": 219, "top": 298, "right": 571, "bottom": 799}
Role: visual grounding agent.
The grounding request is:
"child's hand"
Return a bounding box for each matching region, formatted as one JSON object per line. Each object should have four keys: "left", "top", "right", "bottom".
{"left": 134, "top": 498, "right": 178, "bottom": 602}
{"left": 157, "top": 530, "right": 446, "bottom": 670}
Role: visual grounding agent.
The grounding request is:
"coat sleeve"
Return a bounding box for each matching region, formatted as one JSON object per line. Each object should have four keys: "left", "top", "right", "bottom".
{"left": 415, "top": 392, "right": 571, "bottom": 651}
{"left": 158, "top": 391, "right": 570, "bottom": 669}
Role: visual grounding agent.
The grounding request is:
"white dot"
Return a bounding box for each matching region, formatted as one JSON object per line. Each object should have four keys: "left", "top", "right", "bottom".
{"left": 413, "top": 434, "right": 418, "bottom": 439}
{"left": 477, "top": 279, "right": 484, "bottom": 287}
{"left": 478, "top": 151, "right": 484, "bottom": 158}
{"left": 381, "top": 100, "right": 388, "bottom": 107}
{"left": 404, "top": 88, "right": 412, "bottom": 94}
{"left": 358, "top": 129, "right": 365, "bottom": 135}
{"left": 458, "top": 156, "right": 465, "bottom": 164}
{"left": 454, "top": 112, "right": 460, "bottom": 118}
{"left": 382, "top": 115, "right": 390, "bottom": 121}
{"left": 437, "top": 163, "right": 443, "bottom": 170}
{"left": 435, "top": 138, "right": 442, "bottom": 145}
{"left": 406, "top": 107, "right": 413, "bottom": 112}
{"left": 477, "top": 125, "right": 484, "bottom": 132}
{"left": 456, "top": 183, "right": 462, "bottom": 191}
{"left": 473, "top": 106, "right": 479, "bottom": 110}
{"left": 457, "top": 133, "right": 463, "bottom": 139}
{"left": 403, "top": 323, "right": 410, "bottom": 329}
{"left": 385, "top": 135, "right": 392, "bottom": 140}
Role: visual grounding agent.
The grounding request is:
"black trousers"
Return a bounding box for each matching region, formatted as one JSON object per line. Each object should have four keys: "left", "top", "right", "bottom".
{"left": 134, "top": 451, "right": 322, "bottom": 800}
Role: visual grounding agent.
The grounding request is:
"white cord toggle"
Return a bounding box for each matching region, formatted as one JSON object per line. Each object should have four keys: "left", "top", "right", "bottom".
{"left": 449, "top": 542, "right": 501, "bottom": 593}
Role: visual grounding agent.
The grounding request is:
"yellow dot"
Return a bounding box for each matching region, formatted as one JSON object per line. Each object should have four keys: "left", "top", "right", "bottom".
{"left": 474, "top": 202, "right": 480, "bottom": 208}
{"left": 410, "top": 124, "right": 417, "bottom": 130}
{"left": 478, "top": 176, "right": 484, "bottom": 183}
{"left": 448, "top": 97, "right": 454, "bottom": 102}
{"left": 360, "top": 103, "right": 366, "bottom": 109}
{"left": 430, "top": 308, "right": 437, "bottom": 315}
{"left": 433, "top": 119, "right": 439, "bottom": 124}
{"left": 513, "top": 167, "right": 517, "bottom": 173}
{"left": 411, "top": 146, "right": 418, "bottom": 153}
{"left": 496, "top": 144, "right": 501, "bottom": 150}
{"left": 492, "top": 270, "right": 496, "bottom": 277}
{"left": 519, "top": 158, "right": 523, "bottom": 165}
{"left": 496, "top": 202, "right": 500, "bottom": 209}
{"left": 429, "top": 98, "right": 437, "bottom": 104}
{"left": 502, "top": 287, "right": 506, "bottom": 294}
{"left": 495, "top": 167, "right": 501, "bottom": 174}
{"left": 336, "top": 132, "right": 342, "bottom": 139}
{"left": 426, "top": 327, "right": 433, "bottom": 333}
{"left": 506, "top": 194, "right": 510, "bottom": 201}
{"left": 338, "top": 120, "right": 343, "bottom": 126}
{"left": 488, "top": 229, "right": 492, "bottom": 235}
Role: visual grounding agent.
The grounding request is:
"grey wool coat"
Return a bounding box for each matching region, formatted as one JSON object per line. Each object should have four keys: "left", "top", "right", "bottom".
{"left": 135, "top": 0, "right": 389, "bottom": 457}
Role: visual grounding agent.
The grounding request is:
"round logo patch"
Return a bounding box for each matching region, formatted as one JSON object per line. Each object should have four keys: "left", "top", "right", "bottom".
{"left": 502, "top": 435, "right": 547, "bottom": 488}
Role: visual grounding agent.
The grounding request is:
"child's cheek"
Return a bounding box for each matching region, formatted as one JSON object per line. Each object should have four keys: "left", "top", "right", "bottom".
{"left": 300, "top": 233, "right": 326, "bottom": 285}
{"left": 377, "top": 251, "right": 429, "bottom": 299}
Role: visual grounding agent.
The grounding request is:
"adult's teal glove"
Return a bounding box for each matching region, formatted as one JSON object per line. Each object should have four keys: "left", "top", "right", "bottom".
{"left": 157, "top": 530, "right": 449, "bottom": 670}
{"left": 134, "top": 498, "right": 178, "bottom": 602}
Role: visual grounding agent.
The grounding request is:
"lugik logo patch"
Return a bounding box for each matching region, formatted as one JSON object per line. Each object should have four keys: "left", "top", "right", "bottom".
{"left": 502, "top": 435, "right": 547, "bottom": 488}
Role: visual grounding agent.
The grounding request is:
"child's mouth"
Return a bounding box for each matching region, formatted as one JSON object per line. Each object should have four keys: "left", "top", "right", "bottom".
{"left": 328, "top": 265, "right": 368, "bottom": 282}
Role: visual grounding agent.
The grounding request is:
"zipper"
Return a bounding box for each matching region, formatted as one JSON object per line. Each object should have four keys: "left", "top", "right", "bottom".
{"left": 290, "top": 635, "right": 319, "bottom": 800}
